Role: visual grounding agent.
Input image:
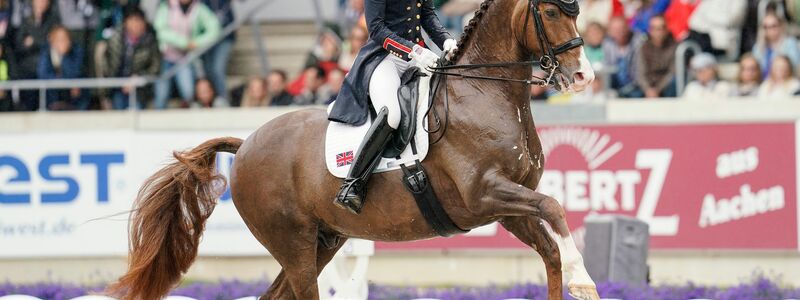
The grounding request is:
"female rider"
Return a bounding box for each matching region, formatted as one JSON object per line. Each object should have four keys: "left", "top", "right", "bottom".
{"left": 328, "top": 0, "right": 457, "bottom": 214}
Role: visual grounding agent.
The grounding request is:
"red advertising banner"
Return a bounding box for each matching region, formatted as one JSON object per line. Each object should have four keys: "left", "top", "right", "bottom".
{"left": 377, "top": 122, "right": 798, "bottom": 251}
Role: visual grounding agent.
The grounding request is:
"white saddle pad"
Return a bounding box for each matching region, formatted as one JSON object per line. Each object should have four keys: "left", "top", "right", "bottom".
{"left": 325, "top": 75, "right": 431, "bottom": 178}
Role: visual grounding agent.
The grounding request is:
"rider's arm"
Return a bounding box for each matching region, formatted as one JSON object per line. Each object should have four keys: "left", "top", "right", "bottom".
{"left": 420, "top": 0, "right": 453, "bottom": 49}
{"left": 366, "top": 0, "right": 417, "bottom": 60}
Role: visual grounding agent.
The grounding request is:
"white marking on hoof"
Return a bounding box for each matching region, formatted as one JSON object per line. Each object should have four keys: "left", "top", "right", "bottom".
{"left": 568, "top": 284, "right": 601, "bottom": 300}
{"left": 553, "top": 233, "right": 596, "bottom": 288}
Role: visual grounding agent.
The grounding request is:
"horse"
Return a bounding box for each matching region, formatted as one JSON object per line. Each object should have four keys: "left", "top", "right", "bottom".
{"left": 108, "top": 0, "right": 599, "bottom": 299}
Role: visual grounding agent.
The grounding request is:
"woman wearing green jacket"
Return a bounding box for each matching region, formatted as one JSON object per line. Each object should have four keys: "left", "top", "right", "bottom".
{"left": 152, "top": 0, "right": 221, "bottom": 109}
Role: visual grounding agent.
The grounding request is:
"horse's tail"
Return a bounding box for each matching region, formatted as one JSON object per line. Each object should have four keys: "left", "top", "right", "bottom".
{"left": 107, "top": 137, "right": 243, "bottom": 300}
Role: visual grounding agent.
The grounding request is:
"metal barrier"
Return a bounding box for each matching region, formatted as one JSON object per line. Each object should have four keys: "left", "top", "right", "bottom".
{"left": 674, "top": 40, "right": 703, "bottom": 97}
{"left": 0, "top": 77, "right": 152, "bottom": 112}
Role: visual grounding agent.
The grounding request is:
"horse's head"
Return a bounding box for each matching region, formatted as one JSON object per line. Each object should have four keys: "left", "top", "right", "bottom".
{"left": 512, "top": 0, "right": 594, "bottom": 92}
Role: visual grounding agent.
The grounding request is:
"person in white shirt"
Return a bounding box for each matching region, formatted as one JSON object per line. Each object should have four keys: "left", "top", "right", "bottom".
{"left": 682, "top": 52, "right": 733, "bottom": 100}
{"left": 757, "top": 55, "right": 800, "bottom": 99}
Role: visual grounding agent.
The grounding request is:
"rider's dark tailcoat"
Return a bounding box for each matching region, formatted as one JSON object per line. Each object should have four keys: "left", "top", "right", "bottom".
{"left": 328, "top": 0, "right": 452, "bottom": 126}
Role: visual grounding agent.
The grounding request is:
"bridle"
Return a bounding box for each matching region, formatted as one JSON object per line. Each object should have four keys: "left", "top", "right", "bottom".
{"left": 427, "top": 0, "right": 584, "bottom": 87}
{"left": 424, "top": 0, "right": 583, "bottom": 143}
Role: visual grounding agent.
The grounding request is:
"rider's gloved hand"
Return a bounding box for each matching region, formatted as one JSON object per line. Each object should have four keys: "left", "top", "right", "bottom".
{"left": 410, "top": 44, "right": 439, "bottom": 70}
{"left": 443, "top": 39, "right": 458, "bottom": 60}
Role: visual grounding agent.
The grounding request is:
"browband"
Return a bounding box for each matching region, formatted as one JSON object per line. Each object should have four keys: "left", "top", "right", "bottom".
{"left": 541, "top": 0, "right": 580, "bottom": 17}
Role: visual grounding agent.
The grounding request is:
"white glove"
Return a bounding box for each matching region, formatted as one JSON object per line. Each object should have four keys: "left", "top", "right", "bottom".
{"left": 443, "top": 38, "right": 458, "bottom": 60}
{"left": 410, "top": 44, "right": 439, "bottom": 70}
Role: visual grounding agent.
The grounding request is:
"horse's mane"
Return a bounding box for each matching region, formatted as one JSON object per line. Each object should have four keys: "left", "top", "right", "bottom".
{"left": 451, "top": 0, "right": 497, "bottom": 61}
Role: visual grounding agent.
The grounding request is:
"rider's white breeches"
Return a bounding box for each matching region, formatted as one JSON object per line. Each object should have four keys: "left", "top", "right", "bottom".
{"left": 369, "top": 55, "right": 411, "bottom": 129}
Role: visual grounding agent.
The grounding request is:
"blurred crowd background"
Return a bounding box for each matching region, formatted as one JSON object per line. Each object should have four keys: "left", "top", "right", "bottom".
{"left": 0, "top": 0, "right": 796, "bottom": 112}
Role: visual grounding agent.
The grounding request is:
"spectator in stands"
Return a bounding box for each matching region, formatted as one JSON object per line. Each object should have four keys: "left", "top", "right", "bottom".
{"left": 735, "top": 54, "right": 762, "bottom": 97}
{"left": 323, "top": 68, "right": 345, "bottom": 104}
{"left": 682, "top": 52, "right": 733, "bottom": 99}
{"left": 752, "top": 13, "right": 800, "bottom": 78}
{"left": 758, "top": 55, "right": 800, "bottom": 99}
{"left": 576, "top": 0, "right": 614, "bottom": 33}
{"left": 56, "top": 0, "right": 98, "bottom": 64}
{"left": 0, "top": 45, "right": 10, "bottom": 111}
{"left": 103, "top": 7, "right": 161, "bottom": 110}
{"left": 340, "top": 0, "right": 365, "bottom": 35}
{"left": 629, "top": 0, "right": 670, "bottom": 34}
{"left": 686, "top": 0, "right": 746, "bottom": 57}
{"left": 153, "top": 0, "right": 221, "bottom": 109}
{"left": 0, "top": 0, "right": 10, "bottom": 43}
{"left": 339, "top": 25, "right": 367, "bottom": 71}
{"left": 663, "top": 0, "right": 699, "bottom": 40}
{"left": 294, "top": 66, "right": 330, "bottom": 105}
{"left": 193, "top": 78, "right": 226, "bottom": 108}
{"left": 635, "top": 15, "right": 676, "bottom": 98}
{"left": 603, "top": 16, "right": 643, "bottom": 98}
{"left": 305, "top": 30, "right": 341, "bottom": 76}
{"left": 12, "top": 0, "right": 59, "bottom": 110}
{"left": 37, "top": 25, "right": 88, "bottom": 110}
{"left": 583, "top": 22, "right": 605, "bottom": 65}
{"left": 202, "top": 0, "right": 235, "bottom": 103}
{"left": 240, "top": 76, "right": 267, "bottom": 107}
{"left": 266, "top": 69, "right": 294, "bottom": 106}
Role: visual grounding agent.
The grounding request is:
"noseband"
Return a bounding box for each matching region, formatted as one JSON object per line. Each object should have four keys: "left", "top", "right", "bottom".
{"left": 428, "top": 0, "right": 584, "bottom": 87}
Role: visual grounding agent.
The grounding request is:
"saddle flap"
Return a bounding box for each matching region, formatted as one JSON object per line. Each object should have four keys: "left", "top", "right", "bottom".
{"left": 383, "top": 67, "right": 427, "bottom": 158}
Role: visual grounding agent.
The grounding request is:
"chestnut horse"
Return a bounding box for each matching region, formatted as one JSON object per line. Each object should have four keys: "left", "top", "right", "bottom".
{"left": 109, "top": 0, "right": 599, "bottom": 299}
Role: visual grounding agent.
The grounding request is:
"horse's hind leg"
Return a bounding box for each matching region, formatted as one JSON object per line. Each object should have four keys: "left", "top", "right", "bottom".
{"left": 258, "top": 221, "right": 322, "bottom": 300}
{"left": 501, "top": 216, "right": 564, "bottom": 300}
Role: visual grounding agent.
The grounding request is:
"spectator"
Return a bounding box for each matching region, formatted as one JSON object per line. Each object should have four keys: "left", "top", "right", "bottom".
{"left": 735, "top": 53, "right": 761, "bottom": 97}
{"left": 635, "top": 15, "right": 676, "bottom": 98}
{"left": 339, "top": 25, "right": 367, "bottom": 71}
{"left": 0, "top": 0, "right": 10, "bottom": 42}
{"left": 752, "top": 13, "right": 800, "bottom": 78}
{"left": 740, "top": 0, "right": 760, "bottom": 56}
{"left": 56, "top": 0, "right": 98, "bottom": 61}
{"left": 758, "top": 55, "right": 800, "bottom": 99}
{"left": 0, "top": 45, "right": 10, "bottom": 111}
{"left": 37, "top": 25, "right": 88, "bottom": 110}
{"left": 266, "top": 69, "right": 294, "bottom": 106}
{"left": 240, "top": 76, "right": 267, "bottom": 107}
{"left": 294, "top": 66, "right": 330, "bottom": 105}
{"left": 152, "top": 0, "right": 221, "bottom": 109}
{"left": 576, "top": 0, "right": 614, "bottom": 33}
{"left": 682, "top": 53, "right": 733, "bottom": 100}
{"left": 686, "top": 0, "right": 746, "bottom": 56}
{"left": 103, "top": 7, "right": 161, "bottom": 110}
{"left": 202, "top": 0, "right": 235, "bottom": 103}
{"left": 434, "top": 0, "right": 464, "bottom": 36}
{"left": 663, "top": 0, "right": 700, "bottom": 40}
{"left": 12, "top": 0, "right": 60, "bottom": 109}
{"left": 603, "top": 16, "right": 643, "bottom": 98}
{"left": 340, "top": 0, "right": 365, "bottom": 35}
{"left": 93, "top": 0, "right": 140, "bottom": 79}
{"left": 323, "top": 68, "right": 345, "bottom": 104}
{"left": 629, "top": 0, "right": 670, "bottom": 34}
{"left": 305, "top": 30, "right": 341, "bottom": 76}
{"left": 193, "top": 78, "right": 226, "bottom": 108}
{"left": 583, "top": 22, "right": 605, "bottom": 65}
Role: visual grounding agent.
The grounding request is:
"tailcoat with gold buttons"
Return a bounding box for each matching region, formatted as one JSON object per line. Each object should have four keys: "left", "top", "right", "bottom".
{"left": 329, "top": 0, "right": 452, "bottom": 126}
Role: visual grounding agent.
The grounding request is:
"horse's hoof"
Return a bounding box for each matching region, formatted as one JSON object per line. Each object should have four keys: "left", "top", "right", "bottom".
{"left": 568, "top": 284, "right": 600, "bottom": 300}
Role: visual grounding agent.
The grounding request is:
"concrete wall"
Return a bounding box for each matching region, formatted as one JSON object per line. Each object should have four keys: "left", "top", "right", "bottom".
{"left": 1, "top": 100, "right": 800, "bottom": 286}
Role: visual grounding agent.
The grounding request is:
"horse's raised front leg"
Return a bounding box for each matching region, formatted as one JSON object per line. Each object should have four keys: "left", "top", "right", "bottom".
{"left": 478, "top": 176, "right": 600, "bottom": 300}
{"left": 500, "top": 216, "right": 563, "bottom": 300}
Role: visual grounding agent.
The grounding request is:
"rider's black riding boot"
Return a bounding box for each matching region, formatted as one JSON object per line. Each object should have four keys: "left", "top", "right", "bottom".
{"left": 334, "top": 107, "right": 394, "bottom": 214}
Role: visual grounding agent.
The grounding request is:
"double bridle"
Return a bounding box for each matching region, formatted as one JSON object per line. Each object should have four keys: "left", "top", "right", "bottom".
{"left": 424, "top": 0, "right": 583, "bottom": 143}
{"left": 427, "top": 0, "right": 584, "bottom": 87}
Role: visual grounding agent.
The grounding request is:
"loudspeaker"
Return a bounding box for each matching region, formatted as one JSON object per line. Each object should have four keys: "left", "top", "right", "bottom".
{"left": 583, "top": 214, "right": 650, "bottom": 284}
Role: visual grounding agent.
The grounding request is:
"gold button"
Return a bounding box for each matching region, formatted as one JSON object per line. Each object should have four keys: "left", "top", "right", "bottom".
{"left": 416, "top": 15, "right": 420, "bottom": 19}
{"left": 416, "top": 26, "right": 420, "bottom": 31}
{"left": 408, "top": 29, "right": 412, "bottom": 33}
{"left": 407, "top": 18, "right": 411, "bottom": 21}
{"left": 417, "top": 3, "right": 421, "bottom": 7}
{"left": 407, "top": 6, "right": 411, "bottom": 10}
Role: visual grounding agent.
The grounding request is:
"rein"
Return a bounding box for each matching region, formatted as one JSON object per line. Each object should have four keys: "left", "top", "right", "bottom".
{"left": 424, "top": 0, "right": 583, "bottom": 143}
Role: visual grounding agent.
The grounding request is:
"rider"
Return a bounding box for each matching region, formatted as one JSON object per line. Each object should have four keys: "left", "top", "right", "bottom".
{"left": 328, "top": 0, "right": 458, "bottom": 214}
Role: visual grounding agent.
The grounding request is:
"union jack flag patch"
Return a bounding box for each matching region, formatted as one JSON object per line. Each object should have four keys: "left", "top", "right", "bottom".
{"left": 336, "top": 151, "right": 354, "bottom": 167}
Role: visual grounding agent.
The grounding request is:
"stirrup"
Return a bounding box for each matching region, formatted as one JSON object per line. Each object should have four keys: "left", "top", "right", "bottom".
{"left": 334, "top": 179, "right": 364, "bottom": 214}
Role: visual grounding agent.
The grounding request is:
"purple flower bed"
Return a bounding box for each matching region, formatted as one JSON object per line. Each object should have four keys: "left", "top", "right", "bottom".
{"left": 2, "top": 275, "right": 799, "bottom": 300}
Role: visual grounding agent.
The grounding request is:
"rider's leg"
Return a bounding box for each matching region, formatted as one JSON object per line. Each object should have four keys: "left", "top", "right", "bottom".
{"left": 334, "top": 56, "right": 407, "bottom": 214}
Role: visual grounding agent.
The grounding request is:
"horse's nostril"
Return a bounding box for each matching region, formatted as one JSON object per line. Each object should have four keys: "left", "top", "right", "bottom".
{"left": 573, "top": 72, "right": 586, "bottom": 83}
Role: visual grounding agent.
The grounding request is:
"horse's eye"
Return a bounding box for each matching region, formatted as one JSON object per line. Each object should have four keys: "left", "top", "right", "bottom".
{"left": 544, "top": 9, "right": 559, "bottom": 18}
